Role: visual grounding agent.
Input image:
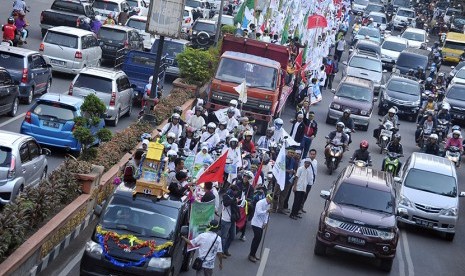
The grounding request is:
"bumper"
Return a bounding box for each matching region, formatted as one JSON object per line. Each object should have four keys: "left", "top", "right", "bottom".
{"left": 166, "top": 66, "right": 180, "bottom": 77}
{"left": 443, "top": 56, "right": 460, "bottom": 64}
{"left": 328, "top": 108, "right": 370, "bottom": 127}
{"left": 43, "top": 56, "right": 83, "bottom": 74}
{"left": 381, "top": 58, "right": 396, "bottom": 69}
{"left": 0, "top": 179, "right": 21, "bottom": 205}
{"left": 450, "top": 111, "right": 465, "bottom": 122}
{"left": 18, "top": 84, "right": 33, "bottom": 98}
{"left": 80, "top": 251, "right": 171, "bottom": 276}
{"left": 397, "top": 206, "right": 457, "bottom": 233}
{"left": 20, "top": 125, "right": 80, "bottom": 151}
{"left": 105, "top": 107, "right": 118, "bottom": 120}
{"left": 379, "top": 101, "right": 420, "bottom": 116}
{"left": 102, "top": 48, "right": 125, "bottom": 60}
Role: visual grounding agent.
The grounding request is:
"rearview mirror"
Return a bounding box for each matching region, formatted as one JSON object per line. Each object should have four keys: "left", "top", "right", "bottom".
{"left": 342, "top": 61, "right": 348, "bottom": 66}
{"left": 320, "top": 190, "right": 330, "bottom": 200}
{"left": 451, "top": 66, "right": 455, "bottom": 69}
{"left": 41, "top": 148, "right": 51, "bottom": 156}
{"left": 373, "top": 97, "right": 378, "bottom": 102}
{"left": 180, "top": 225, "right": 189, "bottom": 236}
{"left": 94, "top": 204, "right": 103, "bottom": 217}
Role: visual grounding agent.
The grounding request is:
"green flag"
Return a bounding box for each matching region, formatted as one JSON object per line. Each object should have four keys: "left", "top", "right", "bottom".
{"left": 234, "top": 0, "right": 255, "bottom": 26}
{"left": 280, "top": 13, "right": 291, "bottom": 45}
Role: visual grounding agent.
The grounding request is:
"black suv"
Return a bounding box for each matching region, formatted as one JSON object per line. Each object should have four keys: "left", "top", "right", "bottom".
{"left": 315, "top": 165, "right": 399, "bottom": 272}
{"left": 98, "top": 25, "right": 144, "bottom": 61}
{"left": 0, "top": 68, "right": 19, "bottom": 117}
{"left": 444, "top": 83, "right": 465, "bottom": 124}
{"left": 393, "top": 48, "right": 431, "bottom": 75}
{"left": 80, "top": 184, "right": 193, "bottom": 275}
{"left": 378, "top": 74, "right": 421, "bottom": 120}
{"left": 189, "top": 19, "right": 217, "bottom": 49}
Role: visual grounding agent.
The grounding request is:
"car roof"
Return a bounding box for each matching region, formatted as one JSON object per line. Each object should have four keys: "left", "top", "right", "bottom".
{"left": 367, "top": 3, "right": 384, "bottom": 7}
{"left": 343, "top": 165, "right": 393, "bottom": 192}
{"left": 383, "top": 35, "right": 408, "bottom": 44}
{"left": 369, "top": 11, "right": 386, "bottom": 17}
{"left": 127, "top": 15, "right": 147, "bottom": 21}
{"left": 37, "top": 93, "right": 84, "bottom": 107}
{"left": 404, "top": 27, "right": 426, "bottom": 34}
{"left": 79, "top": 67, "right": 124, "bottom": 78}
{"left": 94, "top": 0, "right": 126, "bottom": 3}
{"left": 352, "top": 50, "right": 380, "bottom": 60}
{"left": 398, "top": 7, "right": 414, "bottom": 11}
{"left": 155, "top": 37, "right": 190, "bottom": 45}
{"left": 0, "top": 130, "right": 30, "bottom": 146}
{"left": 402, "top": 47, "right": 430, "bottom": 56}
{"left": 341, "top": 76, "right": 374, "bottom": 88}
{"left": 114, "top": 184, "right": 184, "bottom": 209}
{"left": 222, "top": 51, "right": 281, "bottom": 69}
{"left": 185, "top": 6, "right": 194, "bottom": 11}
{"left": 409, "top": 152, "right": 456, "bottom": 177}
{"left": 0, "top": 45, "right": 38, "bottom": 56}
{"left": 100, "top": 24, "right": 134, "bottom": 32}
{"left": 48, "top": 26, "right": 94, "bottom": 37}
{"left": 356, "top": 39, "right": 381, "bottom": 48}
{"left": 388, "top": 75, "right": 419, "bottom": 85}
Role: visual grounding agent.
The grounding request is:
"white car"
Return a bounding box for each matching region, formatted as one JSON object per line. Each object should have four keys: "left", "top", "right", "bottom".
{"left": 368, "top": 11, "right": 387, "bottom": 31}
{"left": 450, "top": 67, "right": 465, "bottom": 86}
{"left": 125, "top": 15, "right": 155, "bottom": 51}
{"left": 352, "top": 0, "right": 369, "bottom": 15}
{"left": 92, "top": 0, "right": 130, "bottom": 24}
{"left": 381, "top": 36, "right": 408, "bottom": 69}
{"left": 183, "top": 6, "right": 195, "bottom": 30}
{"left": 401, "top": 27, "right": 427, "bottom": 49}
{"left": 392, "top": 7, "right": 415, "bottom": 29}
{"left": 212, "top": 14, "right": 234, "bottom": 26}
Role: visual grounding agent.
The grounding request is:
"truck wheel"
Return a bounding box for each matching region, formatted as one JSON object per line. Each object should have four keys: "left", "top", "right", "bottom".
{"left": 314, "top": 239, "right": 327, "bottom": 256}
{"left": 379, "top": 258, "right": 393, "bottom": 272}
{"left": 41, "top": 28, "right": 47, "bottom": 38}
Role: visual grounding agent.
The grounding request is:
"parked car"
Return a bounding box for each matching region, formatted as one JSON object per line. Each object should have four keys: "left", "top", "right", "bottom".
{"left": 401, "top": 27, "right": 428, "bottom": 49}
{"left": 150, "top": 38, "right": 189, "bottom": 77}
{"left": 98, "top": 25, "right": 144, "bottom": 62}
{"left": 0, "top": 45, "right": 53, "bottom": 104}
{"left": 344, "top": 50, "right": 384, "bottom": 94}
{"left": 380, "top": 36, "right": 408, "bottom": 70}
{"left": 125, "top": 15, "right": 155, "bottom": 51}
{"left": 92, "top": 0, "right": 130, "bottom": 24}
{"left": 392, "top": 7, "right": 416, "bottom": 29}
{"left": 69, "top": 67, "right": 134, "bottom": 126}
{"left": 351, "top": 27, "right": 382, "bottom": 45}
{"left": 0, "top": 68, "right": 19, "bottom": 117}
{"left": 393, "top": 47, "right": 431, "bottom": 75}
{"left": 378, "top": 74, "right": 421, "bottom": 120}
{"left": 188, "top": 19, "right": 217, "bottom": 49}
{"left": 40, "top": 26, "right": 102, "bottom": 74}
{"left": 0, "top": 130, "right": 49, "bottom": 205}
{"left": 20, "top": 93, "right": 104, "bottom": 153}
{"left": 396, "top": 152, "right": 465, "bottom": 241}
{"left": 315, "top": 165, "right": 398, "bottom": 272}
{"left": 444, "top": 83, "right": 465, "bottom": 123}
{"left": 326, "top": 76, "right": 375, "bottom": 130}
{"left": 212, "top": 14, "right": 234, "bottom": 26}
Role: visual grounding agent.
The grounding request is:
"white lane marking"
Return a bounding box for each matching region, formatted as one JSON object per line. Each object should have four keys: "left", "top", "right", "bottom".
{"left": 0, "top": 112, "right": 26, "bottom": 128}
{"left": 58, "top": 248, "right": 85, "bottom": 276}
{"left": 402, "top": 231, "right": 415, "bottom": 276}
{"left": 397, "top": 231, "right": 406, "bottom": 276}
{"left": 256, "top": 248, "right": 270, "bottom": 276}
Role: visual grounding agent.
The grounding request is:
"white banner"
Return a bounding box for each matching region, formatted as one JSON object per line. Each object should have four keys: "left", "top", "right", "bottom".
{"left": 272, "top": 145, "right": 286, "bottom": 190}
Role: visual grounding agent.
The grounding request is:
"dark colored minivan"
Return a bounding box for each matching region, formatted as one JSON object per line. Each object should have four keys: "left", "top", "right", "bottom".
{"left": 444, "top": 83, "right": 465, "bottom": 123}
{"left": 150, "top": 38, "right": 190, "bottom": 77}
{"left": 98, "top": 25, "right": 144, "bottom": 62}
{"left": 393, "top": 47, "right": 431, "bottom": 75}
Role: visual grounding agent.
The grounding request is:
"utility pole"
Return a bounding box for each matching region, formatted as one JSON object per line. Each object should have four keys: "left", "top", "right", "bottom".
{"left": 214, "top": 0, "right": 225, "bottom": 45}
{"left": 143, "top": 36, "right": 165, "bottom": 125}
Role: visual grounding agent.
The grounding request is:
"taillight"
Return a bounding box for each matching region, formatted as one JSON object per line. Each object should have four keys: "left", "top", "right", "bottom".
{"left": 25, "top": 111, "right": 31, "bottom": 124}
{"left": 76, "top": 18, "right": 80, "bottom": 27}
{"left": 124, "top": 40, "right": 129, "bottom": 49}
{"left": 68, "top": 82, "right": 73, "bottom": 95}
{"left": 21, "top": 68, "right": 28, "bottom": 83}
{"left": 39, "top": 43, "right": 44, "bottom": 52}
{"left": 185, "top": 17, "right": 191, "bottom": 23}
{"left": 40, "top": 12, "right": 44, "bottom": 23}
{"left": 7, "top": 156, "right": 16, "bottom": 179}
{"left": 110, "top": 92, "right": 116, "bottom": 106}
{"left": 75, "top": 51, "right": 82, "bottom": 59}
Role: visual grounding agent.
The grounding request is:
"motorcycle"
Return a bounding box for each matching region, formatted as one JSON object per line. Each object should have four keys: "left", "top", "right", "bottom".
{"left": 436, "top": 85, "right": 446, "bottom": 102}
{"left": 417, "top": 126, "right": 435, "bottom": 149}
{"left": 344, "top": 127, "right": 352, "bottom": 144}
{"left": 445, "top": 146, "right": 461, "bottom": 167}
{"left": 325, "top": 137, "right": 344, "bottom": 175}
{"left": 436, "top": 118, "right": 450, "bottom": 142}
{"left": 349, "top": 160, "right": 370, "bottom": 167}
{"left": 383, "top": 151, "right": 403, "bottom": 176}
{"left": 378, "top": 119, "right": 397, "bottom": 154}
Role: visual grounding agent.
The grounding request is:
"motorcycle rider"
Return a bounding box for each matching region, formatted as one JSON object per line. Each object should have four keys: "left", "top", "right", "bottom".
{"left": 194, "top": 144, "right": 213, "bottom": 167}
{"left": 236, "top": 117, "right": 254, "bottom": 140}
{"left": 91, "top": 15, "right": 103, "bottom": 34}
{"left": 79, "top": 17, "right": 92, "bottom": 31}
{"left": 178, "top": 127, "right": 199, "bottom": 153}
{"left": 2, "top": 17, "right": 17, "bottom": 44}
{"left": 424, "top": 133, "right": 440, "bottom": 155}
{"left": 337, "top": 109, "right": 355, "bottom": 144}
{"left": 200, "top": 122, "right": 220, "bottom": 149}
{"left": 425, "top": 77, "right": 435, "bottom": 92}
{"left": 164, "top": 132, "right": 179, "bottom": 153}
{"left": 228, "top": 99, "right": 241, "bottom": 119}
{"left": 216, "top": 121, "right": 229, "bottom": 142}
{"left": 407, "top": 68, "right": 415, "bottom": 77}
{"left": 272, "top": 118, "right": 285, "bottom": 144}
{"left": 382, "top": 134, "right": 403, "bottom": 173}
{"left": 241, "top": 130, "right": 256, "bottom": 155}
{"left": 350, "top": 140, "right": 372, "bottom": 166}
{"left": 374, "top": 108, "right": 398, "bottom": 144}
{"left": 222, "top": 137, "right": 242, "bottom": 181}
{"left": 14, "top": 11, "right": 28, "bottom": 44}
{"left": 419, "top": 94, "right": 438, "bottom": 121}
{"left": 225, "top": 107, "right": 239, "bottom": 132}
{"left": 12, "top": 0, "right": 27, "bottom": 14}
{"left": 160, "top": 113, "right": 183, "bottom": 139}
{"left": 325, "top": 122, "right": 349, "bottom": 160}
{"left": 257, "top": 127, "right": 275, "bottom": 149}
{"left": 437, "top": 103, "right": 452, "bottom": 138}
{"left": 415, "top": 111, "right": 437, "bottom": 145}
{"left": 117, "top": 7, "right": 130, "bottom": 25}
{"left": 415, "top": 66, "right": 426, "bottom": 81}
{"left": 103, "top": 12, "right": 116, "bottom": 25}
{"left": 169, "top": 106, "right": 186, "bottom": 126}
{"left": 187, "top": 106, "right": 206, "bottom": 131}
{"left": 444, "top": 130, "right": 464, "bottom": 164}
{"left": 436, "top": 72, "right": 446, "bottom": 87}
{"left": 166, "top": 150, "right": 178, "bottom": 171}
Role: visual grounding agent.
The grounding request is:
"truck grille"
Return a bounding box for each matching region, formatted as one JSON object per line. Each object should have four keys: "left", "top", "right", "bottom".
{"left": 339, "top": 222, "right": 379, "bottom": 237}
{"left": 210, "top": 91, "right": 272, "bottom": 115}
{"left": 414, "top": 203, "right": 441, "bottom": 213}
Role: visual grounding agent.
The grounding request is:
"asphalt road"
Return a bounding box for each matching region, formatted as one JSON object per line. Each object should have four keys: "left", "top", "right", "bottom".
{"left": 0, "top": 0, "right": 172, "bottom": 173}
{"left": 7, "top": 1, "right": 463, "bottom": 276}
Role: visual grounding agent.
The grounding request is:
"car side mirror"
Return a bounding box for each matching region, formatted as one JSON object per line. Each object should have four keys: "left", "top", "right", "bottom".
{"left": 180, "top": 225, "right": 189, "bottom": 236}
{"left": 342, "top": 61, "right": 348, "bottom": 66}
{"left": 393, "top": 176, "right": 402, "bottom": 184}
{"left": 41, "top": 148, "right": 51, "bottom": 156}
{"left": 331, "top": 88, "right": 336, "bottom": 93}
{"left": 451, "top": 66, "right": 455, "bottom": 69}
{"left": 382, "top": 69, "right": 388, "bottom": 73}
{"left": 94, "top": 204, "right": 103, "bottom": 217}
{"left": 380, "top": 84, "right": 386, "bottom": 89}
{"left": 320, "top": 190, "right": 330, "bottom": 200}
{"left": 459, "top": 191, "right": 465, "bottom": 197}
{"left": 397, "top": 207, "right": 408, "bottom": 216}
{"left": 373, "top": 97, "right": 378, "bottom": 102}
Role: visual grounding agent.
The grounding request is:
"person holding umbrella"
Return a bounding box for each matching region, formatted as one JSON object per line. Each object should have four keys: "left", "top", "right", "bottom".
{"left": 248, "top": 194, "right": 272, "bottom": 263}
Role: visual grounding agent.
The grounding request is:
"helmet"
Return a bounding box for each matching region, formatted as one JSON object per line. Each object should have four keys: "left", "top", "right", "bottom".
{"left": 173, "top": 106, "right": 183, "bottom": 114}
{"left": 107, "top": 12, "right": 114, "bottom": 18}
{"left": 84, "top": 17, "right": 91, "bottom": 24}
{"left": 95, "top": 15, "right": 102, "bottom": 21}
{"left": 426, "top": 110, "right": 434, "bottom": 117}
{"left": 438, "top": 72, "right": 445, "bottom": 77}
{"left": 360, "top": 140, "right": 369, "bottom": 149}
{"left": 207, "top": 122, "right": 216, "bottom": 129}
{"left": 229, "top": 99, "right": 238, "bottom": 107}
{"left": 186, "top": 126, "right": 194, "bottom": 133}
{"left": 195, "top": 106, "right": 203, "bottom": 112}
{"left": 393, "top": 133, "right": 401, "bottom": 141}
{"left": 388, "top": 108, "right": 397, "bottom": 114}
{"left": 408, "top": 68, "right": 414, "bottom": 74}
{"left": 219, "top": 120, "right": 227, "bottom": 126}
{"left": 418, "top": 66, "right": 424, "bottom": 71}
{"left": 453, "top": 130, "right": 461, "bottom": 136}
{"left": 442, "top": 102, "right": 450, "bottom": 111}
{"left": 227, "top": 107, "right": 235, "bottom": 114}
{"left": 244, "top": 130, "right": 253, "bottom": 137}
{"left": 171, "top": 113, "right": 180, "bottom": 119}
{"left": 167, "top": 132, "right": 176, "bottom": 139}
{"left": 243, "top": 170, "right": 254, "bottom": 179}
{"left": 123, "top": 7, "right": 129, "bottom": 12}
{"left": 343, "top": 109, "right": 351, "bottom": 115}
{"left": 274, "top": 118, "right": 283, "bottom": 125}
{"left": 369, "top": 17, "right": 373, "bottom": 21}
{"left": 430, "top": 133, "right": 438, "bottom": 140}
{"left": 167, "top": 150, "right": 177, "bottom": 157}
{"left": 426, "top": 77, "right": 432, "bottom": 83}
{"left": 230, "top": 137, "right": 239, "bottom": 144}
{"left": 452, "top": 125, "right": 461, "bottom": 132}
{"left": 336, "top": 122, "right": 345, "bottom": 128}
{"left": 7, "top": 17, "right": 14, "bottom": 24}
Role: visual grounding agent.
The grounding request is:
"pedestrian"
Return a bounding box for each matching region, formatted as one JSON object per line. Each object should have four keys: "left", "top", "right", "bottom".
{"left": 248, "top": 194, "right": 272, "bottom": 263}
{"left": 324, "top": 56, "right": 334, "bottom": 89}
{"left": 236, "top": 170, "right": 255, "bottom": 241}
{"left": 335, "top": 38, "right": 345, "bottom": 61}
{"left": 290, "top": 158, "right": 313, "bottom": 219}
{"left": 301, "top": 111, "right": 318, "bottom": 158}
{"left": 202, "top": 182, "right": 216, "bottom": 203}
{"left": 289, "top": 113, "right": 306, "bottom": 147}
{"left": 276, "top": 148, "right": 297, "bottom": 213}
{"left": 118, "top": 7, "right": 129, "bottom": 25}
{"left": 300, "top": 149, "right": 317, "bottom": 212}
{"left": 318, "top": 65, "right": 327, "bottom": 91}
{"left": 220, "top": 185, "right": 240, "bottom": 257}
{"left": 182, "top": 220, "right": 223, "bottom": 276}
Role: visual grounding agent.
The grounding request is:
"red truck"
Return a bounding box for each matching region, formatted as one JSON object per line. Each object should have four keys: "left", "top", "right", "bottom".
{"left": 206, "top": 34, "right": 292, "bottom": 133}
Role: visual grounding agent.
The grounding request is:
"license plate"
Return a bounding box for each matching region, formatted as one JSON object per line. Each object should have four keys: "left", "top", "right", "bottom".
{"left": 105, "top": 45, "right": 117, "bottom": 50}
{"left": 348, "top": 236, "right": 366, "bottom": 245}
{"left": 380, "top": 129, "right": 393, "bottom": 137}
{"left": 50, "top": 59, "right": 65, "bottom": 66}
{"left": 415, "top": 219, "right": 434, "bottom": 228}
{"left": 43, "top": 121, "right": 60, "bottom": 128}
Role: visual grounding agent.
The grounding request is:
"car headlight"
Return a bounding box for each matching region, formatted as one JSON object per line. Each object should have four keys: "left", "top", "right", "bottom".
{"left": 399, "top": 195, "right": 412, "bottom": 207}
{"left": 360, "top": 110, "right": 368, "bottom": 116}
{"left": 324, "top": 217, "right": 343, "bottom": 228}
{"left": 331, "top": 103, "right": 341, "bottom": 110}
{"left": 413, "top": 100, "right": 420, "bottom": 106}
{"left": 439, "top": 207, "right": 458, "bottom": 216}
{"left": 193, "top": 31, "right": 197, "bottom": 35}
{"left": 148, "top": 257, "right": 171, "bottom": 269}
{"left": 85, "top": 240, "right": 103, "bottom": 256}
{"left": 377, "top": 230, "right": 395, "bottom": 240}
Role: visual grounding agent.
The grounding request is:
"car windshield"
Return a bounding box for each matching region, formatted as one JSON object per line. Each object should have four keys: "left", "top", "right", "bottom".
{"left": 186, "top": 0, "right": 201, "bottom": 8}
{"left": 455, "top": 69, "right": 465, "bottom": 79}
{"left": 453, "top": 17, "right": 465, "bottom": 25}
{"left": 349, "top": 56, "right": 382, "bottom": 72}
{"left": 93, "top": 0, "right": 119, "bottom": 11}
{"left": 99, "top": 28, "right": 127, "bottom": 41}
{"left": 396, "top": 54, "right": 426, "bottom": 68}
{"left": 336, "top": 83, "right": 373, "bottom": 102}
{"left": 45, "top": 31, "right": 78, "bottom": 49}
{"left": 371, "top": 15, "right": 386, "bottom": 24}
{"left": 357, "top": 45, "right": 380, "bottom": 55}
{"left": 333, "top": 182, "right": 394, "bottom": 214}
{"left": 446, "top": 9, "right": 460, "bottom": 16}
{"left": 216, "top": 57, "right": 278, "bottom": 91}
{"left": 404, "top": 168, "right": 457, "bottom": 197}
{"left": 101, "top": 195, "right": 179, "bottom": 239}
{"left": 193, "top": 22, "right": 216, "bottom": 33}
{"left": 358, "top": 28, "right": 380, "bottom": 38}
{"left": 366, "top": 4, "right": 384, "bottom": 13}
{"left": 382, "top": 41, "right": 407, "bottom": 52}
{"left": 74, "top": 74, "right": 112, "bottom": 93}
{"left": 354, "top": 0, "right": 368, "bottom": 5}
{"left": 184, "top": 10, "right": 190, "bottom": 17}
{"left": 0, "top": 146, "right": 12, "bottom": 168}
{"left": 32, "top": 102, "right": 76, "bottom": 121}
{"left": 0, "top": 53, "right": 23, "bottom": 70}
{"left": 402, "top": 31, "right": 424, "bottom": 42}
{"left": 444, "top": 40, "right": 465, "bottom": 50}
{"left": 387, "top": 80, "right": 420, "bottom": 95}
{"left": 126, "top": 0, "right": 139, "bottom": 8}
{"left": 152, "top": 40, "right": 185, "bottom": 58}
{"left": 446, "top": 85, "right": 465, "bottom": 100}
{"left": 126, "top": 19, "right": 146, "bottom": 31}
{"left": 397, "top": 9, "right": 414, "bottom": 17}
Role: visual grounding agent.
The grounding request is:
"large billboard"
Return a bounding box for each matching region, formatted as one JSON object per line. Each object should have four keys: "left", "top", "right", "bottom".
{"left": 146, "top": 0, "right": 185, "bottom": 38}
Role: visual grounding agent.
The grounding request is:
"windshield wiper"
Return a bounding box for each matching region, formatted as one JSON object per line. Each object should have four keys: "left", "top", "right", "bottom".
{"left": 337, "top": 202, "right": 363, "bottom": 208}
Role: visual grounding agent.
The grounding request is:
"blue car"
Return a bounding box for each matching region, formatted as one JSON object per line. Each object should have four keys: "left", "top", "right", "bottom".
{"left": 20, "top": 93, "right": 105, "bottom": 152}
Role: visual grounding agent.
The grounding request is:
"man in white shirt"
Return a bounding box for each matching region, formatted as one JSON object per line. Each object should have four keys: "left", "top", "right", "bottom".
{"left": 200, "top": 123, "right": 220, "bottom": 149}
{"left": 225, "top": 108, "right": 239, "bottom": 132}
{"left": 301, "top": 149, "right": 317, "bottom": 212}
{"left": 335, "top": 38, "right": 346, "bottom": 61}
{"left": 248, "top": 194, "right": 272, "bottom": 263}
{"left": 290, "top": 158, "right": 312, "bottom": 219}
{"left": 161, "top": 113, "right": 183, "bottom": 139}
{"left": 257, "top": 127, "right": 275, "bottom": 149}
{"left": 182, "top": 220, "right": 223, "bottom": 274}
{"left": 188, "top": 106, "right": 206, "bottom": 131}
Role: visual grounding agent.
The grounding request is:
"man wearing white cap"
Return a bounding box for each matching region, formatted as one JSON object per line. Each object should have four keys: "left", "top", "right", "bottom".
{"left": 290, "top": 158, "right": 312, "bottom": 220}
{"left": 229, "top": 99, "right": 241, "bottom": 119}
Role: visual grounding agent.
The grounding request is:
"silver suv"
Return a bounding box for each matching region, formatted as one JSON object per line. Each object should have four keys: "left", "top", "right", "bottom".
{"left": 69, "top": 67, "right": 134, "bottom": 126}
{"left": 396, "top": 152, "right": 465, "bottom": 241}
{"left": 0, "top": 131, "right": 50, "bottom": 205}
{"left": 344, "top": 49, "right": 384, "bottom": 95}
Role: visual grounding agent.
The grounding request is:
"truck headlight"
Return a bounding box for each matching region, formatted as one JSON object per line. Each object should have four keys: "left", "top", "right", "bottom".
{"left": 85, "top": 240, "right": 103, "bottom": 256}
{"left": 439, "top": 208, "right": 458, "bottom": 216}
{"left": 258, "top": 103, "right": 271, "bottom": 110}
{"left": 360, "top": 110, "right": 368, "bottom": 116}
{"left": 148, "top": 257, "right": 171, "bottom": 269}
{"left": 399, "top": 195, "right": 412, "bottom": 207}
{"left": 211, "top": 93, "right": 223, "bottom": 100}
{"left": 324, "top": 217, "right": 343, "bottom": 228}
{"left": 377, "top": 230, "right": 395, "bottom": 240}
{"left": 331, "top": 103, "right": 341, "bottom": 110}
